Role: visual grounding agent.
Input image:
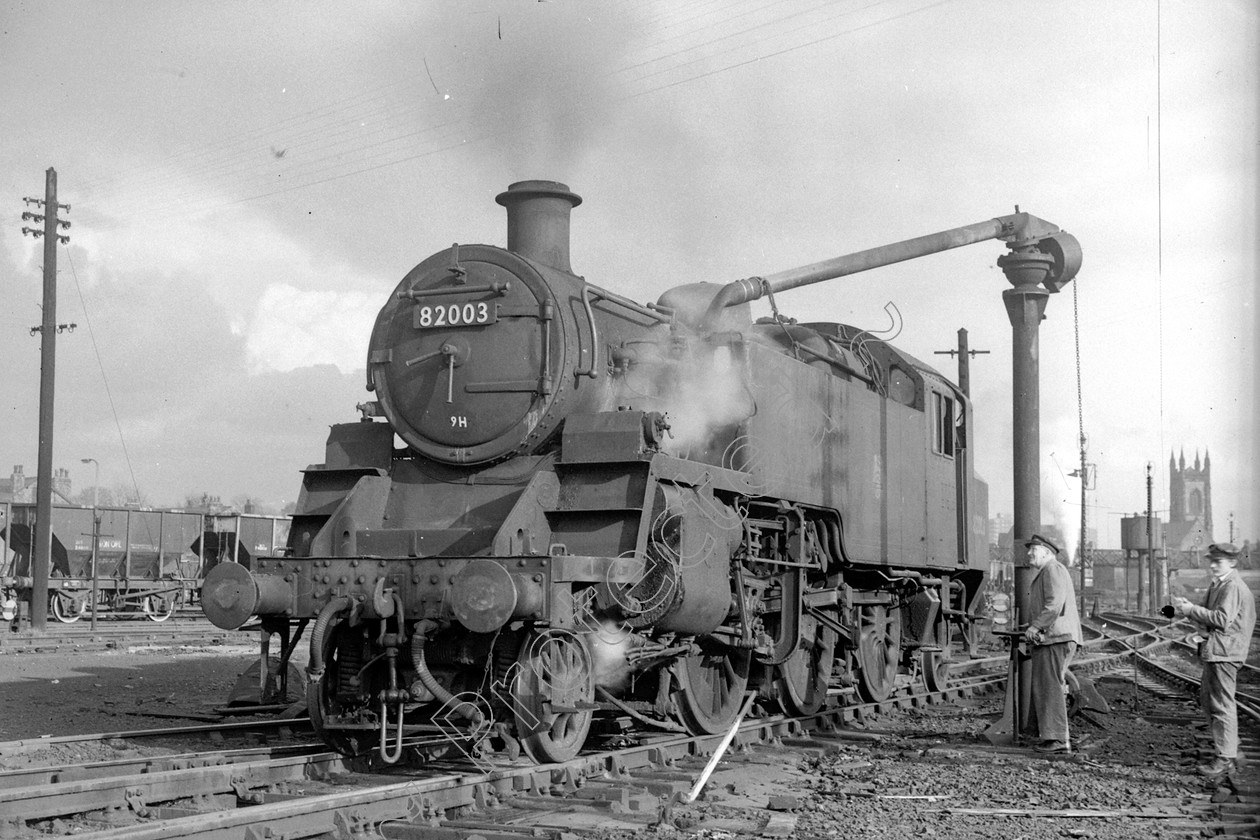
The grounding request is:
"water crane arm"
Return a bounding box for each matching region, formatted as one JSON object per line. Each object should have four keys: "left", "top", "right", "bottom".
{"left": 700, "top": 211, "right": 1081, "bottom": 328}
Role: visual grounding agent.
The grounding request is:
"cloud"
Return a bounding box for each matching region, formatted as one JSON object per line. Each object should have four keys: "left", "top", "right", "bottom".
{"left": 243, "top": 284, "right": 379, "bottom": 374}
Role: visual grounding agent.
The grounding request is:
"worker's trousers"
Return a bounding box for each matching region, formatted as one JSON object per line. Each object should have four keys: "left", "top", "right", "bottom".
{"left": 1201, "top": 660, "right": 1241, "bottom": 759}
{"left": 1029, "top": 641, "right": 1076, "bottom": 743}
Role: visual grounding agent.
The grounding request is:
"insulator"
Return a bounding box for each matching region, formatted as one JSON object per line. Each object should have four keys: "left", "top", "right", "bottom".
{"left": 57, "top": 219, "right": 70, "bottom": 229}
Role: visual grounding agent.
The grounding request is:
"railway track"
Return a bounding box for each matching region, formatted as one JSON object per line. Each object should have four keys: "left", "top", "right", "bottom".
{"left": 4, "top": 618, "right": 1257, "bottom": 839}
{"left": 0, "top": 717, "right": 313, "bottom": 758}
{"left": 0, "top": 649, "right": 1006, "bottom": 838}
{"left": 1092, "top": 611, "right": 1260, "bottom": 723}
{"left": 0, "top": 618, "right": 238, "bottom": 654}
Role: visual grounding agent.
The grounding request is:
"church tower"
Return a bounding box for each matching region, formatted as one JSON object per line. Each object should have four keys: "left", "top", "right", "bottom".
{"left": 1168, "top": 448, "right": 1213, "bottom": 551}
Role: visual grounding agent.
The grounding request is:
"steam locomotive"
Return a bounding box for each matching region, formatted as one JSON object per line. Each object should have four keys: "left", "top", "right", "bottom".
{"left": 202, "top": 180, "right": 1080, "bottom": 764}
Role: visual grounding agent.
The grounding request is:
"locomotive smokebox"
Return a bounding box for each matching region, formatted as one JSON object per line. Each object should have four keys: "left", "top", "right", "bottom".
{"left": 496, "top": 180, "right": 583, "bottom": 273}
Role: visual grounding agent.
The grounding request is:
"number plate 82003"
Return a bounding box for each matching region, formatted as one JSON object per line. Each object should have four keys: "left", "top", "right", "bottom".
{"left": 412, "top": 300, "right": 497, "bottom": 329}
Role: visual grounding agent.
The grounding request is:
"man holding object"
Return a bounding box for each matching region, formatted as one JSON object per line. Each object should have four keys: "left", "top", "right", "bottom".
{"left": 1172, "top": 543, "right": 1256, "bottom": 779}
{"left": 1023, "top": 533, "right": 1083, "bottom": 753}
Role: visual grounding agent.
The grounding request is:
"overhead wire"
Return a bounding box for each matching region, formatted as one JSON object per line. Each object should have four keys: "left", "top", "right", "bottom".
{"left": 78, "top": 0, "right": 770, "bottom": 198}
{"left": 106, "top": 0, "right": 956, "bottom": 219}
{"left": 128, "top": 1, "right": 818, "bottom": 210}
{"left": 63, "top": 248, "right": 152, "bottom": 521}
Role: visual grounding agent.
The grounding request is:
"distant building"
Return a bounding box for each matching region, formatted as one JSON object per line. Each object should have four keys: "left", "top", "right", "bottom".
{"left": 1166, "top": 448, "right": 1213, "bottom": 553}
{"left": 996, "top": 523, "right": 1067, "bottom": 554}
{"left": 988, "top": 512, "right": 1012, "bottom": 547}
{"left": 184, "top": 492, "right": 232, "bottom": 515}
{"left": 0, "top": 465, "right": 73, "bottom": 505}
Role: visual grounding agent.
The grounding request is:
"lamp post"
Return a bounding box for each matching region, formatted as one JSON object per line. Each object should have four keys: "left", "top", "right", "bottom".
{"left": 81, "top": 458, "right": 99, "bottom": 630}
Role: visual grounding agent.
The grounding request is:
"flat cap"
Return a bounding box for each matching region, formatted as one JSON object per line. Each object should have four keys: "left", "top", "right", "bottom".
{"left": 1207, "top": 543, "right": 1241, "bottom": 560}
{"left": 1025, "top": 533, "right": 1062, "bottom": 555}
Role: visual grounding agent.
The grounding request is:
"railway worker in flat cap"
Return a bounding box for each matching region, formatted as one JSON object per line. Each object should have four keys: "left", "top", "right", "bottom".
{"left": 1172, "top": 543, "right": 1256, "bottom": 779}
{"left": 1023, "top": 533, "right": 1083, "bottom": 753}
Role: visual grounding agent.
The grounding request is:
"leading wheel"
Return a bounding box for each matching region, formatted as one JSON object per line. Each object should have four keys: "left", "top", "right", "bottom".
{"left": 51, "top": 591, "right": 87, "bottom": 623}
{"left": 674, "top": 643, "right": 751, "bottom": 734}
{"left": 513, "top": 630, "right": 594, "bottom": 763}
{"left": 776, "top": 618, "right": 837, "bottom": 716}
{"left": 855, "top": 603, "right": 901, "bottom": 702}
{"left": 308, "top": 620, "right": 370, "bottom": 756}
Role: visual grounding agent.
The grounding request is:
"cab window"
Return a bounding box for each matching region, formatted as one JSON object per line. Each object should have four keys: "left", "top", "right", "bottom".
{"left": 932, "top": 391, "right": 955, "bottom": 457}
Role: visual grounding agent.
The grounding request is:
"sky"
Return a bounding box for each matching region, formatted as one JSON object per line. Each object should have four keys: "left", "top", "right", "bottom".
{"left": 0, "top": 0, "right": 1256, "bottom": 550}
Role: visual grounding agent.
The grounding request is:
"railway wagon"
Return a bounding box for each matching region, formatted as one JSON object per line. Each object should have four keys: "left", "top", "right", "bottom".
{"left": 201, "top": 180, "right": 1079, "bottom": 765}
{"left": 196, "top": 513, "right": 294, "bottom": 573}
{"left": 1, "top": 503, "right": 290, "bottom": 623}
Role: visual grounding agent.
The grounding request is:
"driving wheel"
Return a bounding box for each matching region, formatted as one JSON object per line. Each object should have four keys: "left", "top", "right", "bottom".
{"left": 776, "top": 617, "right": 837, "bottom": 716}
{"left": 674, "top": 642, "right": 751, "bottom": 734}
{"left": 855, "top": 603, "right": 901, "bottom": 702}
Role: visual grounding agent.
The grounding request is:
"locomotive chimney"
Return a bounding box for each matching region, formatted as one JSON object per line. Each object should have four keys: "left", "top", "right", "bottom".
{"left": 495, "top": 180, "right": 582, "bottom": 273}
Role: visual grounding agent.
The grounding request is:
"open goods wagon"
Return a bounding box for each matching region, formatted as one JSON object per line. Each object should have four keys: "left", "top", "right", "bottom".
{"left": 1, "top": 503, "right": 290, "bottom": 623}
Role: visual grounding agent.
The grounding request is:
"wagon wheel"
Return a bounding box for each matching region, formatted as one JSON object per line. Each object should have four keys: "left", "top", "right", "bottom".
{"left": 50, "top": 591, "right": 88, "bottom": 623}
{"left": 776, "top": 617, "right": 837, "bottom": 716}
{"left": 143, "top": 593, "right": 177, "bottom": 622}
{"left": 673, "top": 643, "right": 751, "bottom": 734}
{"left": 922, "top": 617, "right": 953, "bottom": 693}
{"left": 513, "top": 630, "right": 594, "bottom": 763}
{"left": 307, "top": 620, "right": 369, "bottom": 756}
{"left": 855, "top": 603, "right": 901, "bottom": 702}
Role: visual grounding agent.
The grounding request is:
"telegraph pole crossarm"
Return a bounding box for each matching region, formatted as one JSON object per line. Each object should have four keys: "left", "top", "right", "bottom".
{"left": 934, "top": 327, "right": 990, "bottom": 399}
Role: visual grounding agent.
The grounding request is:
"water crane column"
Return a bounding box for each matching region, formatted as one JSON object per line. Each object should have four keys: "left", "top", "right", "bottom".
{"left": 999, "top": 237, "right": 1071, "bottom": 733}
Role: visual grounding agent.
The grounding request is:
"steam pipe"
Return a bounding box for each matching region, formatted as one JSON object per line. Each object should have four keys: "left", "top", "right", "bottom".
{"left": 410, "top": 620, "right": 485, "bottom": 724}
{"left": 700, "top": 212, "right": 1078, "bottom": 328}
{"left": 307, "top": 596, "right": 352, "bottom": 679}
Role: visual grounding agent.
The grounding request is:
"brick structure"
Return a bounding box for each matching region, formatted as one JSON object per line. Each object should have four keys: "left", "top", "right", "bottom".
{"left": 0, "top": 465, "right": 73, "bottom": 505}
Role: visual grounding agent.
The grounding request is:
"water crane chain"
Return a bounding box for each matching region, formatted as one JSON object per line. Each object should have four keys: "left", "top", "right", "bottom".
{"left": 1073, "top": 274, "right": 1089, "bottom": 611}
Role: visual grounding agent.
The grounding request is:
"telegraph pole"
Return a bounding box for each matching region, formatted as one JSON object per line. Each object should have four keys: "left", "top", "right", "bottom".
{"left": 934, "top": 327, "right": 990, "bottom": 399}
{"left": 21, "top": 168, "right": 71, "bottom": 631}
{"left": 935, "top": 328, "right": 988, "bottom": 568}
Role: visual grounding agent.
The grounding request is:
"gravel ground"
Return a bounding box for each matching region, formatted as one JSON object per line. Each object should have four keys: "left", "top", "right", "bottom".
{"left": 0, "top": 640, "right": 263, "bottom": 744}
{"left": 599, "top": 680, "right": 1228, "bottom": 840}
{"left": 0, "top": 641, "right": 1239, "bottom": 839}
{"left": 788, "top": 684, "right": 1210, "bottom": 840}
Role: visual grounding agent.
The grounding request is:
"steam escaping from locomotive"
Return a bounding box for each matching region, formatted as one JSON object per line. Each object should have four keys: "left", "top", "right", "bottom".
{"left": 653, "top": 344, "right": 756, "bottom": 458}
